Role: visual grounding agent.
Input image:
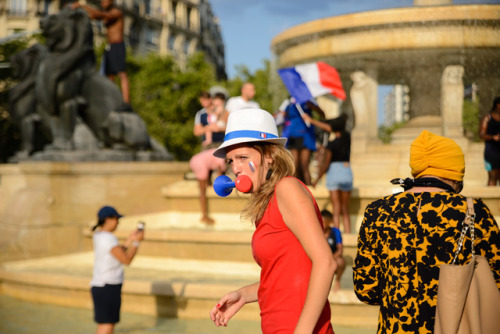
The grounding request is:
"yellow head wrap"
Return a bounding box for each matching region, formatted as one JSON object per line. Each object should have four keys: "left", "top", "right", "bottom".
{"left": 409, "top": 130, "right": 465, "bottom": 182}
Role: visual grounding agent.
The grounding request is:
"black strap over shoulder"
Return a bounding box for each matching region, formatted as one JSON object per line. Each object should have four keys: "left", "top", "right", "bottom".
{"left": 390, "top": 177, "right": 458, "bottom": 193}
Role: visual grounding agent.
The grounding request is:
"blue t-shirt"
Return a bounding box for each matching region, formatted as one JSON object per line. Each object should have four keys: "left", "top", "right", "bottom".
{"left": 327, "top": 227, "right": 342, "bottom": 253}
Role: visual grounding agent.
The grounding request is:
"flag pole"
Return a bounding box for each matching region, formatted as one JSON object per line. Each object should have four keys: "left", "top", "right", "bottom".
{"left": 295, "top": 103, "right": 311, "bottom": 127}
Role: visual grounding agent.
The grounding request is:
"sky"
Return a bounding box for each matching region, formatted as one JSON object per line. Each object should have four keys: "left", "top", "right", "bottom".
{"left": 209, "top": 0, "right": 499, "bottom": 123}
{"left": 210, "top": 0, "right": 499, "bottom": 78}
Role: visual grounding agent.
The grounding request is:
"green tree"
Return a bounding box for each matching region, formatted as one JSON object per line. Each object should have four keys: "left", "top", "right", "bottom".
{"left": 128, "top": 52, "right": 217, "bottom": 160}
{"left": 463, "top": 98, "right": 480, "bottom": 141}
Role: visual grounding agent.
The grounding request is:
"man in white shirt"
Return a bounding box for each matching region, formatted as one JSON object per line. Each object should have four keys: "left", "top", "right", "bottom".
{"left": 225, "top": 82, "right": 260, "bottom": 113}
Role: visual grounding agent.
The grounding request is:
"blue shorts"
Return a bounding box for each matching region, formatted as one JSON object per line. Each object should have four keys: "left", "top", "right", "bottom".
{"left": 91, "top": 284, "right": 122, "bottom": 324}
{"left": 326, "top": 162, "right": 353, "bottom": 191}
{"left": 104, "top": 42, "right": 126, "bottom": 75}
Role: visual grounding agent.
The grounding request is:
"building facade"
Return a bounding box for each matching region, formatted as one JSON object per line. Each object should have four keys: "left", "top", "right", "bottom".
{"left": 384, "top": 85, "right": 410, "bottom": 127}
{"left": 0, "top": 0, "right": 226, "bottom": 79}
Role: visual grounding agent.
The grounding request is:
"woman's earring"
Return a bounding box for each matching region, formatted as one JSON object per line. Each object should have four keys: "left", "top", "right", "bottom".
{"left": 266, "top": 169, "right": 273, "bottom": 181}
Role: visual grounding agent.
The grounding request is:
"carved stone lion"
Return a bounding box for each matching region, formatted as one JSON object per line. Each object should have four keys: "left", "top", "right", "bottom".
{"left": 32, "top": 7, "right": 170, "bottom": 158}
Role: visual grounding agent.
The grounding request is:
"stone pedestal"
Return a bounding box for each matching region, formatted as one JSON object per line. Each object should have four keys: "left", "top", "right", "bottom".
{"left": 441, "top": 65, "right": 464, "bottom": 138}
{"left": 350, "top": 69, "right": 379, "bottom": 152}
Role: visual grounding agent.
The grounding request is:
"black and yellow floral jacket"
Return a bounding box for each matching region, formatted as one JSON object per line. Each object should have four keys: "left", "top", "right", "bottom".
{"left": 353, "top": 191, "right": 500, "bottom": 334}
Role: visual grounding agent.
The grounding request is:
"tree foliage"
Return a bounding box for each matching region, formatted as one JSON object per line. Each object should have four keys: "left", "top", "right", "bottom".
{"left": 463, "top": 98, "right": 480, "bottom": 141}
{"left": 128, "top": 52, "right": 217, "bottom": 160}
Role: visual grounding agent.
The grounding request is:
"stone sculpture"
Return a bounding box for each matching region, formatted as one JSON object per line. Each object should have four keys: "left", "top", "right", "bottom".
{"left": 8, "top": 43, "right": 50, "bottom": 158}
{"left": 8, "top": 7, "right": 171, "bottom": 161}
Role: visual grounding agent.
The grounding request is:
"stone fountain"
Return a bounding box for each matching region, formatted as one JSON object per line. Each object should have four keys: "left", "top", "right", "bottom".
{"left": 271, "top": 0, "right": 500, "bottom": 189}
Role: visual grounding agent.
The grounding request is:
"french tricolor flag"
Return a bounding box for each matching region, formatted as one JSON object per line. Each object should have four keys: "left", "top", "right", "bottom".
{"left": 277, "top": 62, "right": 346, "bottom": 104}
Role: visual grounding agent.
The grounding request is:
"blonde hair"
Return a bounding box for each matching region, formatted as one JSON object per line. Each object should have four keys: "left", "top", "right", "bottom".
{"left": 241, "top": 143, "right": 295, "bottom": 224}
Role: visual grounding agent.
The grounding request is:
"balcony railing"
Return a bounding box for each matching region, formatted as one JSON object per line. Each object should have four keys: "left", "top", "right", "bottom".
{"left": 6, "top": 8, "right": 29, "bottom": 17}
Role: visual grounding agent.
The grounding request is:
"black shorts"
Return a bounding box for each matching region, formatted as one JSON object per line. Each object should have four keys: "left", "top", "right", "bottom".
{"left": 286, "top": 136, "right": 305, "bottom": 150}
{"left": 484, "top": 141, "right": 500, "bottom": 170}
{"left": 91, "top": 284, "right": 122, "bottom": 324}
{"left": 104, "top": 42, "right": 126, "bottom": 75}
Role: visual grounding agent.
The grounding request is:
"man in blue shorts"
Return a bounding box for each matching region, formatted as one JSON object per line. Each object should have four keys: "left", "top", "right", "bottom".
{"left": 73, "top": 0, "right": 130, "bottom": 104}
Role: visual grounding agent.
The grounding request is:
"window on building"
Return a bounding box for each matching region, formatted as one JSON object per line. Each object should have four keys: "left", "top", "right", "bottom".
{"left": 172, "top": 1, "right": 177, "bottom": 25}
{"left": 9, "top": 0, "right": 27, "bottom": 16}
{"left": 37, "top": 0, "right": 51, "bottom": 16}
{"left": 168, "top": 33, "right": 177, "bottom": 52}
{"left": 186, "top": 6, "right": 192, "bottom": 29}
{"left": 146, "top": 27, "right": 159, "bottom": 46}
{"left": 133, "top": 0, "right": 141, "bottom": 13}
{"left": 184, "top": 38, "right": 190, "bottom": 54}
{"left": 151, "top": 0, "right": 162, "bottom": 18}
{"left": 128, "top": 21, "right": 141, "bottom": 49}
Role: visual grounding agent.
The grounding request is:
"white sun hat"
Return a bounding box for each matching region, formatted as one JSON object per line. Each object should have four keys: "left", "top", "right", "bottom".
{"left": 213, "top": 108, "right": 288, "bottom": 158}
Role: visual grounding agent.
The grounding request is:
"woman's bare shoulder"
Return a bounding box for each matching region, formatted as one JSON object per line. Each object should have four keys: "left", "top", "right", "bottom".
{"left": 275, "top": 177, "right": 310, "bottom": 199}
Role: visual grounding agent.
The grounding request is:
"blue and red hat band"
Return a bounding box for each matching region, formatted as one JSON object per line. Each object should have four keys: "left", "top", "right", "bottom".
{"left": 224, "top": 130, "right": 278, "bottom": 142}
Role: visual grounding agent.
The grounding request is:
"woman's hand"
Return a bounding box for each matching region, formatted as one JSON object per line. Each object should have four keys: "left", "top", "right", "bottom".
{"left": 301, "top": 113, "right": 312, "bottom": 123}
{"left": 209, "top": 283, "right": 258, "bottom": 327}
{"left": 133, "top": 229, "right": 144, "bottom": 241}
{"left": 209, "top": 290, "right": 246, "bottom": 327}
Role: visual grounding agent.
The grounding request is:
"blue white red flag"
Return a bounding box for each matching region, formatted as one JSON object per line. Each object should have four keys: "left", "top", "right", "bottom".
{"left": 277, "top": 62, "right": 346, "bottom": 104}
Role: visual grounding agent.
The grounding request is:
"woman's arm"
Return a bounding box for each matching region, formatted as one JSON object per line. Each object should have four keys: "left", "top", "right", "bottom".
{"left": 209, "top": 282, "right": 259, "bottom": 327}
{"left": 352, "top": 202, "right": 382, "bottom": 305}
{"left": 301, "top": 113, "right": 332, "bottom": 133}
{"left": 479, "top": 114, "right": 490, "bottom": 140}
{"left": 306, "top": 101, "right": 326, "bottom": 119}
{"left": 276, "top": 178, "right": 336, "bottom": 333}
{"left": 110, "top": 230, "right": 144, "bottom": 265}
{"left": 479, "top": 114, "right": 500, "bottom": 141}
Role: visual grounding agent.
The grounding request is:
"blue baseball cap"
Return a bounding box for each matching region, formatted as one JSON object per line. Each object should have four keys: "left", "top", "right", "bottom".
{"left": 97, "top": 206, "right": 123, "bottom": 220}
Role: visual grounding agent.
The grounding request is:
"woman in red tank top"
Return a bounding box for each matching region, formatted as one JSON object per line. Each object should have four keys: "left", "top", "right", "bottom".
{"left": 209, "top": 108, "right": 336, "bottom": 333}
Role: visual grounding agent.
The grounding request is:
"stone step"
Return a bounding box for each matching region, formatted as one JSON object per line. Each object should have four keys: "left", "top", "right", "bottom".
{"left": 159, "top": 182, "right": 500, "bottom": 230}
{"left": 82, "top": 212, "right": 361, "bottom": 265}
{"left": 0, "top": 252, "right": 378, "bottom": 328}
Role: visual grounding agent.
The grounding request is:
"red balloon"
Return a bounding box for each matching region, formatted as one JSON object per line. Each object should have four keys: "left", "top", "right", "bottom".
{"left": 235, "top": 175, "right": 252, "bottom": 193}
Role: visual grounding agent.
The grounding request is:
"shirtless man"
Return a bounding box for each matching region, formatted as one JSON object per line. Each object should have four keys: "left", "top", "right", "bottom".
{"left": 72, "top": 0, "right": 130, "bottom": 104}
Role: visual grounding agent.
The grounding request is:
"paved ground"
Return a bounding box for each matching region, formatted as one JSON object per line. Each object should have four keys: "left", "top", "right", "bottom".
{"left": 0, "top": 295, "right": 373, "bottom": 334}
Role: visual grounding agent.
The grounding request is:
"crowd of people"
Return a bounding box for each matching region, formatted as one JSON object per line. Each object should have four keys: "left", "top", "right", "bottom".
{"left": 189, "top": 85, "right": 357, "bottom": 232}
{"left": 90, "top": 88, "right": 499, "bottom": 333}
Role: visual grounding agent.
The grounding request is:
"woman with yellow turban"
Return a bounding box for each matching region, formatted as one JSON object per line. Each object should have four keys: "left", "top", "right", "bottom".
{"left": 353, "top": 130, "right": 500, "bottom": 333}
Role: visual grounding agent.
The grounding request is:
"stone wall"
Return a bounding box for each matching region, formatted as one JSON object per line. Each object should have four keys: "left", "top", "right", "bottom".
{"left": 0, "top": 162, "right": 189, "bottom": 262}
